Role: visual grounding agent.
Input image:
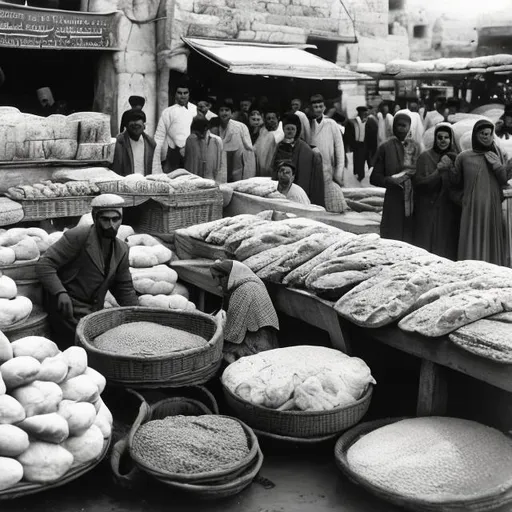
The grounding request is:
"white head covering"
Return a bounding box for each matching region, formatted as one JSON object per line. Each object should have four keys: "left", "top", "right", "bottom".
{"left": 36, "top": 87, "right": 55, "bottom": 106}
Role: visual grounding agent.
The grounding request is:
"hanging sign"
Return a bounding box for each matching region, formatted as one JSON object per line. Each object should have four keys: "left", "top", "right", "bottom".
{"left": 0, "top": 3, "right": 120, "bottom": 50}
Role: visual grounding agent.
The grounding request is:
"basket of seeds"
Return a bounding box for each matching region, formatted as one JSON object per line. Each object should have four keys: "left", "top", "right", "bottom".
{"left": 75, "top": 307, "right": 223, "bottom": 387}
{"left": 123, "top": 390, "right": 263, "bottom": 498}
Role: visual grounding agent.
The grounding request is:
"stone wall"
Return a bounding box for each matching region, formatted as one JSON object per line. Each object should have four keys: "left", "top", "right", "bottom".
{"left": 88, "top": 0, "right": 158, "bottom": 135}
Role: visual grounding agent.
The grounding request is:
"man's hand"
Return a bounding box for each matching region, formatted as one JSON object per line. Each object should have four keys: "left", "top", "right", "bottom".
{"left": 57, "top": 292, "right": 74, "bottom": 319}
{"left": 215, "top": 309, "right": 227, "bottom": 328}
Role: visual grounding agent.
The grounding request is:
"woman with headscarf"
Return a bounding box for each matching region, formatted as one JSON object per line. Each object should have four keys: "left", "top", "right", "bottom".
{"left": 412, "top": 123, "right": 460, "bottom": 259}
{"left": 370, "top": 112, "right": 422, "bottom": 242}
{"left": 210, "top": 260, "right": 280, "bottom": 364}
{"left": 450, "top": 119, "right": 512, "bottom": 265}
{"left": 270, "top": 113, "right": 325, "bottom": 206}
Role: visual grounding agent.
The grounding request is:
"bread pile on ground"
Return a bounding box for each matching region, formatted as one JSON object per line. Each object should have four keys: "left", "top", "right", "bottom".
{"left": 222, "top": 346, "right": 375, "bottom": 412}
{"left": 0, "top": 335, "right": 112, "bottom": 490}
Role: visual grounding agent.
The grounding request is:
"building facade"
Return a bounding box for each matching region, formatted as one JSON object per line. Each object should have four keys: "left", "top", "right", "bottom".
{"left": 1, "top": 0, "right": 408, "bottom": 134}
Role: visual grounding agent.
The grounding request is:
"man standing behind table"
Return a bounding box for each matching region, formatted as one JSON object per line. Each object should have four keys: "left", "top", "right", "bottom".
{"left": 196, "top": 94, "right": 217, "bottom": 122}
{"left": 344, "top": 106, "right": 378, "bottom": 182}
{"left": 210, "top": 99, "right": 255, "bottom": 182}
{"left": 232, "top": 94, "right": 253, "bottom": 127}
{"left": 119, "top": 95, "right": 145, "bottom": 133}
{"left": 276, "top": 161, "right": 311, "bottom": 205}
{"left": 184, "top": 116, "right": 226, "bottom": 183}
{"left": 36, "top": 194, "right": 138, "bottom": 348}
{"left": 112, "top": 109, "right": 156, "bottom": 177}
{"left": 309, "top": 93, "right": 347, "bottom": 212}
{"left": 252, "top": 106, "right": 284, "bottom": 177}
{"left": 152, "top": 81, "right": 197, "bottom": 174}
{"left": 290, "top": 98, "right": 311, "bottom": 143}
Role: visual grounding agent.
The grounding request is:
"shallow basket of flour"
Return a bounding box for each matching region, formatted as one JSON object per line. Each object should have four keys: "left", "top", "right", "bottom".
{"left": 75, "top": 307, "right": 223, "bottom": 387}
{"left": 334, "top": 417, "right": 512, "bottom": 512}
{"left": 126, "top": 392, "right": 262, "bottom": 498}
{"left": 223, "top": 383, "right": 372, "bottom": 439}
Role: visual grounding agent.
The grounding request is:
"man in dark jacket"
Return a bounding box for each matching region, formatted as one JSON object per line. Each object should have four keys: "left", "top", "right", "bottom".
{"left": 112, "top": 109, "right": 156, "bottom": 177}
{"left": 344, "top": 105, "right": 378, "bottom": 181}
{"left": 119, "top": 95, "right": 146, "bottom": 133}
{"left": 36, "top": 194, "right": 138, "bottom": 348}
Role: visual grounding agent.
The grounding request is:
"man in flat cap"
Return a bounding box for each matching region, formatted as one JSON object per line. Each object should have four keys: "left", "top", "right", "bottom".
{"left": 344, "top": 105, "right": 378, "bottom": 182}
{"left": 112, "top": 109, "right": 156, "bottom": 177}
{"left": 119, "top": 95, "right": 146, "bottom": 133}
{"left": 37, "top": 194, "right": 138, "bottom": 347}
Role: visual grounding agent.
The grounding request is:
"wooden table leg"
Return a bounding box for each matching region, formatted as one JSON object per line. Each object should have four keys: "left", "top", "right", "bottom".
{"left": 417, "top": 360, "right": 448, "bottom": 416}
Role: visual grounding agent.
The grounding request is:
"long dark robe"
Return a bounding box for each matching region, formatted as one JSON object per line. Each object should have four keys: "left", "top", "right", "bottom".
{"left": 412, "top": 149, "right": 460, "bottom": 259}
{"left": 451, "top": 147, "right": 510, "bottom": 265}
{"left": 370, "top": 137, "right": 421, "bottom": 243}
{"left": 271, "top": 139, "right": 325, "bottom": 207}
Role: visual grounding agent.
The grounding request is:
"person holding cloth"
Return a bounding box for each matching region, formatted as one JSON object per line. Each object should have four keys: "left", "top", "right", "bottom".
{"left": 112, "top": 109, "right": 156, "bottom": 177}
{"left": 370, "top": 112, "right": 421, "bottom": 243}
{"left": 449, "top": 119, "right": 512, "bottom": 266}
{"left": 36, "top": 194, "right": 138, "bottom": 348}
{"left": 210, "top": 260, "right": 279, "bottom": 363}
{"left": 152, "top": 81, "right": 197, "bottom": 174}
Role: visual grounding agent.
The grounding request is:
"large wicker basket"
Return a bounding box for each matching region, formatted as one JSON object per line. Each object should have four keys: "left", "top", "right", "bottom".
{"left": 334, "top": 417, "right": 512, "bottom": 512}
{"left": 112, "top": 390, "right": 262, "bottom": 499}
{"left": 132, "top": 190, "right": 223, "bottom": 239}
{"left": 18, "top": 196, "right": 94, "bottom": 221}
{"left": 0, "top": 258, "right": 38, "bottom": 280}
{"left": 0, "top": 436, "right": 111, "bottom": 500}
{"left": 223, "top": 383, "right": 373, "bottom": 439}
{"left": 75, "top": 307, "right": 223, "bottom": 387}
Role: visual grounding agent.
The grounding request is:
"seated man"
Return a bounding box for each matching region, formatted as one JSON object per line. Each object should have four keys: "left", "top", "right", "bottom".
{"left": 276, "top": 161, "right": 311, "bottom": 205}
{"left": 112, "top": 109, "right": 156, "bottom": 176}
{"left": 36, "top": 194, "right": 138, "bottom": 348}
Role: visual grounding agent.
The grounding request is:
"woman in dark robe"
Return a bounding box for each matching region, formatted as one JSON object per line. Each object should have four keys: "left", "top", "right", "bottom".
{"left": 450, "top": 119, "right": 512, "bottom": 266}
{"left": 412, "top": 123, "right": 460, "bottom": 259}
{"left": 271, "top": 113, "right": 325, "bottom": 207}
{"left": 370, "top": 112, "right": 422, "bottom": 243}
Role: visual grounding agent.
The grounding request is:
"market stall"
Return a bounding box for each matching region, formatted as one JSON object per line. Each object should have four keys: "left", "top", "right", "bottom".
{"left": 170, "top": 213, "right": 512, "bottom": 423}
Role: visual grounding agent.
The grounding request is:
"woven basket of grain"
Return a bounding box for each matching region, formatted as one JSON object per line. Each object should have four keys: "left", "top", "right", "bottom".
{"left": 132, "top": 190, "right": 223, "bottom": 238}
{"left": 18, "top": 196, "right": 95, "bottom": 221}
{"left": 334, "top": 417, "right": 512, "bottom": 512}
{"left": 75, "top": 307, "right": 223, "bottom": 387}
{"left": 222, "top": 383, "right": 372, "bottom": 439}
{"left": 124, "top": 391, "right": 262, "bottom": 498}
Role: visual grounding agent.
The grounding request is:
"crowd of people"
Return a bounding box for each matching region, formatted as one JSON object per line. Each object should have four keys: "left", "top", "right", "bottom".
{"left": 112, "top": 82, "right": 512, "bottom": 267}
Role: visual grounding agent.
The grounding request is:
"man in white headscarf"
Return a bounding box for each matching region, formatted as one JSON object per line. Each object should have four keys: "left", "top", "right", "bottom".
{"left": 36, "top": 86, "right": 68, "bottom": 116}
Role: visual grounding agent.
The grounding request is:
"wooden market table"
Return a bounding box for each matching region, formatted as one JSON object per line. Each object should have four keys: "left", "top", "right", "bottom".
{"left": 172, "top": 259, "right": 512, "bottom": 418}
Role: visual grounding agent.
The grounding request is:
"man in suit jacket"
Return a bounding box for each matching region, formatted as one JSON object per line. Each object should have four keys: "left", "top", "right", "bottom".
{"left": 344, "top": 106, "right": 378, "bottom": 181}
{"left": 36, "top": 194, "right": 138, "bottom": 347}
{"left": 112, "top": 109, "right": 156, "bottom": 177}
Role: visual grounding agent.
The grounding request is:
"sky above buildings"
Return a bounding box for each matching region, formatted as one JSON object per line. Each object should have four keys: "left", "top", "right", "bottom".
{"left": 408, "top": 0, "right": 511, "bottom": 18}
